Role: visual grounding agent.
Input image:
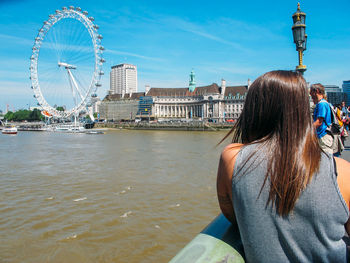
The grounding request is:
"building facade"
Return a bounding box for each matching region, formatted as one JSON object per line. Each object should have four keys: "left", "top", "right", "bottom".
{"left": 324, "top": 85, "right": 347, "bottom": 106}
{"left": 110, "top": 64, "right": 137, "bottom": 95}
{"left": 342, "top": 81, "right": 350, "bottom": 106}
{"left": 142, "top": 80, "right": 247, "bottom": 122}
{"left": 99, "top": 93, "right": 144, "bottom": 121}
{"left": 101, "top": 71, "right": 248, "bottom": 122}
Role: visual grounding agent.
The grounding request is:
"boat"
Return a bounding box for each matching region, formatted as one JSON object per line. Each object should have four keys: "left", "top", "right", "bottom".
{"left": 53, "top": 123, "right": 85, "bottom": 133}
{"left": 2, "top": 125, "right": 18, "bottom": 135}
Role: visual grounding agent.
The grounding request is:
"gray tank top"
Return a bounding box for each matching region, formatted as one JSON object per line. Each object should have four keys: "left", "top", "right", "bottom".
{"left": 232, "top": 143, "right": 349, "bottom": 263}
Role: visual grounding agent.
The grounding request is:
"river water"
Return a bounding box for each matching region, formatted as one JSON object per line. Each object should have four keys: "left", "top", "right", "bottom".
{"left": 0, "top": 129, "right": 229, "bottom": 262}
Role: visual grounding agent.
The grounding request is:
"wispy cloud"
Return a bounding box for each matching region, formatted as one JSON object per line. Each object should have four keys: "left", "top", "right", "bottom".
{"left": 158, "top": 16, "right": 247, "bottom": 51}
{"left": 105, "top": 49, "right": 164, "bottom": 62}
{"left": 214, "top": 17, "right": 285, "bottom": 42}
{"left": 0, "top": 33, "right": 33, "bottom": 46}
{"left": 0, "top": 80, "right": 31, "bottom": 95}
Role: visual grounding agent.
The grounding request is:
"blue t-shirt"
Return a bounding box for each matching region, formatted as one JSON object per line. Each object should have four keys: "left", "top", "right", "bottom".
{"left": 313, "top": 99, "right": 332, "bottom": 138}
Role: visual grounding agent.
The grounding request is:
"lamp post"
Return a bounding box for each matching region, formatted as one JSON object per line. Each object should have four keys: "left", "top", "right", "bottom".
{"left": 292, "top": 2, "right": 307, "bottom": 74}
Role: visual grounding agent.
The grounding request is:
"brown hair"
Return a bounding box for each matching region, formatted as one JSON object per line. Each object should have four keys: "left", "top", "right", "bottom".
{"left": 221, "top": 70, "right": 321, "bottom": 216}
{"left": 310, "top": 83, "right": 326, "bottom": 96}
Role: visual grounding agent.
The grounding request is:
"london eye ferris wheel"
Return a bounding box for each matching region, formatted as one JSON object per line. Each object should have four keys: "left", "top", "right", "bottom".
{"left": 30, "top": 6, "right": 105, "bottom": 119}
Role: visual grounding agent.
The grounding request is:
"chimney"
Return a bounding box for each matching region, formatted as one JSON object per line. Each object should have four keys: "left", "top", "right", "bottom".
{"left": 145, "top": 85, "right": 150, "bottom": 95}
{"left": 221, "top": 79, "right": 226, "bottom": 95}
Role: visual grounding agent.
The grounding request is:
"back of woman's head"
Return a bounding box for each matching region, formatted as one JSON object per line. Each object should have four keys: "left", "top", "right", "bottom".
{"left": 224, "top": 70, "right": 321, "bottom": 216}
{"left": 240, "top": 70, "right": 309, "bottom": 143}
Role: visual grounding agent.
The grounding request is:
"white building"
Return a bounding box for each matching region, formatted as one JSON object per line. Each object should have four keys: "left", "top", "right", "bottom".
{"left": 143, "top": 79, "right": 247, "bottom": 122}
{"left": 110, "top": 63, "right": 137, "bottom": 96}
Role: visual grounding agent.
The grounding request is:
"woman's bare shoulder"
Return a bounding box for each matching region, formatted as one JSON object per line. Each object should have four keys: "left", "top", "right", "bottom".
{"left": 221, "top": 143, "right": 243, "bottom": 159}
{"left": 335, "top": 157, "right": 350, "bottom": 174}
{"left": 220, "top": 143, "right": 243, "bottom": 169}
{"left": 335, "top": 157, "right": 350, "bottom": 208}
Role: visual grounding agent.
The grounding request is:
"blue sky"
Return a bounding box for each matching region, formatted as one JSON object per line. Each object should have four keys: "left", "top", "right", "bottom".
{"left": 0, "top": 0, "right": 349, "bottom": 112}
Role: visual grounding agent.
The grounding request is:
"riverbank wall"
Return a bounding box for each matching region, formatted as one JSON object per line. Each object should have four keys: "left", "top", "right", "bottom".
{"left": 94, "top": 122, "right": 234, "bottom": 131}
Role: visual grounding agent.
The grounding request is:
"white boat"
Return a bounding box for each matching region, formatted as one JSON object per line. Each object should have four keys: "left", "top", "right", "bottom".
{"left": 2, "top": 125, "right": 18, "bottom": 135}
{"left": 54, "top": 124, "right": 85, "bottom": 133}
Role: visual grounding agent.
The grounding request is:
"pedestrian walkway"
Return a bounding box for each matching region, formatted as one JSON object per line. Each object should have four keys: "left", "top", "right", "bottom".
{"left": 340, "top": 141, "right": 350, "bottom": 162}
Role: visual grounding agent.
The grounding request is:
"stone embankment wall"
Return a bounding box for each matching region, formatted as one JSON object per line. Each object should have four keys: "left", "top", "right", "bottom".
{"left": 95, "top": 122, "right": 234, "bottom": 131}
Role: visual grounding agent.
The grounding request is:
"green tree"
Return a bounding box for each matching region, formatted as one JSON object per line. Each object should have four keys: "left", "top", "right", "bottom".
{"left": 13, "top": 109, "right": 30, "bottom": 121}
{"left": 4, "top": 111, "right": 14, "bottom": 121}
{"left": 28, "top": 109, "right": 42, "bottom": 121}
{"left": 56, "top": 106, "right": 65, "bottom": 112}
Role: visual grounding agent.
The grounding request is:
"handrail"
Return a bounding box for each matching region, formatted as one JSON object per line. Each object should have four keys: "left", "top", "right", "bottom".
{"left": 169, "top": 213, "right": 245, "bottom": 262}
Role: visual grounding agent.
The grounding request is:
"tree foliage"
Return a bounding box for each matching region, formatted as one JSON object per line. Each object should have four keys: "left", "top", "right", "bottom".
{"left": 4, "top": 109, "right": 43, "bottom": 121}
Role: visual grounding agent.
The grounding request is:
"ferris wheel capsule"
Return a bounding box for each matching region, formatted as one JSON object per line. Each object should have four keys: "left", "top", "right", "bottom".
{"left": 76, "top": 7, "right": 82, "bottom": 12}
{"left": 69, "top": 6, "right": 74, "bottom": 10}
{"left": 88, "top": 17, "right": 94, "bottom": 21}
{"left": 97, "top": 34, "right": 103, "bottom": 39}
{"left": 83, "top": 11, "right": 88, "bottom": 16}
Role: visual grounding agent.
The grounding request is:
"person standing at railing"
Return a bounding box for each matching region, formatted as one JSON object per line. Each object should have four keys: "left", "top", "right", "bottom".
{"left": 217, "top": 70, "right": 350, "bottom": 263}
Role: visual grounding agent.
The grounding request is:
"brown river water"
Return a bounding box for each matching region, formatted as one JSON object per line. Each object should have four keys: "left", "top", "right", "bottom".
{"left": 0, "top": 129, "right": 229, "bottom": 262}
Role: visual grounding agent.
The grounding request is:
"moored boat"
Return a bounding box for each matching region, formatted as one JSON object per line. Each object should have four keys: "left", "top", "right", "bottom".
{"left": 54, "top": 123, "right": 85, "bottom": 133}
{"left": 2, "top": 125, "right": 18, "bottom": 135}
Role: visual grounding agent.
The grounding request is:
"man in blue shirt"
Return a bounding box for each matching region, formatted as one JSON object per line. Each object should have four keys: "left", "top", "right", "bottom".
{"left": 310, "top": 83, "right": 333, "bottom": 154}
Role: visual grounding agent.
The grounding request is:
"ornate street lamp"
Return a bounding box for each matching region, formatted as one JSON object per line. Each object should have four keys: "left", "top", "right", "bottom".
{"left": 292, "top": 3, "right": 307, "bottom": 74}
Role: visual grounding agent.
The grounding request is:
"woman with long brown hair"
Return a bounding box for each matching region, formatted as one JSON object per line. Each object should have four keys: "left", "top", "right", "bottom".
{"left": 217, "top": 70, "right": 350, "bottom": 262}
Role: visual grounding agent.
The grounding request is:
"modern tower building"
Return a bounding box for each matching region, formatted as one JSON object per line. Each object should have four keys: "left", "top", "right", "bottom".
{"left": 342, "top": 81, "right": 350, "bottom": 106}
{"left": 110, "top": 63, "right": 137, "bottom": 96}
{"left": 324, "top": 85, "right": 346, "bottom": 106}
